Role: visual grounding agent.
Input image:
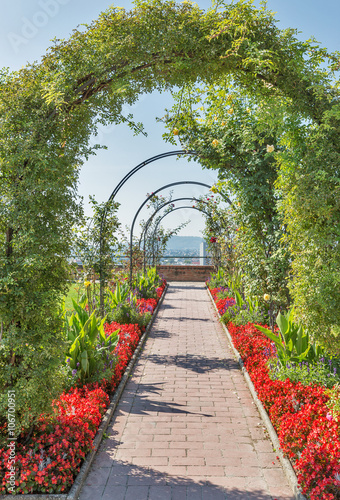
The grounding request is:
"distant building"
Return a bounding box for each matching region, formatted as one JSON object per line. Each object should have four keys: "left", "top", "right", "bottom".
{"left": 200, "top": 241, "right": 208, "bottom": 266}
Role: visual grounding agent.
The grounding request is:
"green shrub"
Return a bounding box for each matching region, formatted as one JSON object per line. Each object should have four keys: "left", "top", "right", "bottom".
{"left": 0, "top": 322, "right": 67, "bottom": 438}
{"left": 133, "top": 267, "right": 161, "bottom": 299}
{"left": 268, "top": 356, "right": 340, "bottom": 389}
{"left": 222, "top": 303, "right": 267, "bottom": 327}
{"left": 64, "top": 298, "right": 119, "bottom": 385}
{"left": 107, "top": 303, "right": 151, "bottom": 330}
{"left": 255, "top": 309, "right": 324, "bottom": 367}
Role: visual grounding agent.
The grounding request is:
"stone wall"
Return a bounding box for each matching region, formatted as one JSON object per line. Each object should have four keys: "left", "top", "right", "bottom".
{"left": 157, "top": 265, "right": 214, "bottom": 282}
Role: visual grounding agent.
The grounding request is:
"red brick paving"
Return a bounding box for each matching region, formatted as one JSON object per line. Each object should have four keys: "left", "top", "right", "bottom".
{"left": 79, "top": 282, "right": 294, "bottom": 500}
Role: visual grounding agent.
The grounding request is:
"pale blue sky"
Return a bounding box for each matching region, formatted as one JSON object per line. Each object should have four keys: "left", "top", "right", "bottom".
{"left": 1, "top": 0, "right": 339, "bottom": 237}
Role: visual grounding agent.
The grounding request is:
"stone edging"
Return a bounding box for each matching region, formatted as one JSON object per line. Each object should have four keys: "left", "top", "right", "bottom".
{"left": 206, "top": 285, "right": 306, "bottom": 500}
{"left": 4, "top": 284, "right": 169, "bottom": 500}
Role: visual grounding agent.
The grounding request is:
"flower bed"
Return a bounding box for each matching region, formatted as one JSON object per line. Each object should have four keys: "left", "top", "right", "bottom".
{"left": 0, "top": 279, "right": 166, "bottom": 495}
{"left": 209, "top": 285, "right": 340, "bottom": 500}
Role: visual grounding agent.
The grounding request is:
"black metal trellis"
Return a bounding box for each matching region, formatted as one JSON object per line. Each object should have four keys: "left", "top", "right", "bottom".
{"left": 129, "top": 181, "right": 212, "bottom": 283}
{"left": 148, "top": 205, "right": 213, "bottom": 267}
{"left": 139, "top": 197, "right": 229, "bottom": 272}
{"left": 139, "top": 197, "right": 205, "bottom": 247}
{"left": 99, "top": 150, "right": 197, "bottom": 315}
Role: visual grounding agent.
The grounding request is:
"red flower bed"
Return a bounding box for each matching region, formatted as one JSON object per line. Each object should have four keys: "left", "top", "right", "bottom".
{"left": 136, "top": 298, "right": 158, "bottom": 314}
{"left": 208, "top": 285, "right": 340, "bottom": 499}
{"left": 1, "top": 386, "right": 109, "bottom": 494}
{"left": 0, "top": 281, "right": 166, "bottom": 495}
{"left": 156, "top": 279, "right": 166, "bottom": 299}
{"left": 209, "top": 287, "right": 235, "bottom": 315}
{"left": 104, "top": 322, "right": 142, "bottom": 388}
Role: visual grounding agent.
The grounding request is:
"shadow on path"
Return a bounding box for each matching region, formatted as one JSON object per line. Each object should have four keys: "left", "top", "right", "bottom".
{"left": 119, "top": 381, "right": 213, "bottom": 417}
{"left": 147, "top": 353, "right": 239, "bottom": 374}
{"left": 81, "top": 457, "right": 287, "bottom": 500}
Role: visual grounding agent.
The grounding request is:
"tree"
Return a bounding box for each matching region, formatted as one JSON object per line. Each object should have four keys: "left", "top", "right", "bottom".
{"left": 163, "top": 83, "right": 291, "bottom": 310}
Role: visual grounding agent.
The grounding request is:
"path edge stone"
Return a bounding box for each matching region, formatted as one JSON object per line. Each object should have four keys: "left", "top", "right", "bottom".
{"left": 3, "top": 283, "right": 168, "bottom": 500}
{"left": 206, "top": 285, "right": 306, "bottom": 500}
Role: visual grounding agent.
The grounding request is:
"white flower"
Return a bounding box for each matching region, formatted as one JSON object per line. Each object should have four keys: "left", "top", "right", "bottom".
{"left": 266, "top": 145, "right": 275, "bottom": 153}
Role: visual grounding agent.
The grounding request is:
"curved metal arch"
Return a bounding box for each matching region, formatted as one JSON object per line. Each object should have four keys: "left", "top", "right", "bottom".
{"left": 140, "top": 194, "right": 230, "bottom": 248}
{"left": 147, "top": 205, "right": 213, "bottom": 267}
{"left": 139, "top": 197, "right": 208, "bottom": 248}
{"left": 129, "top": 181, "right": 212, "bottom": 282}
{"left": 107, "top": 150, "right": 197, "bottom": 204}
{"left": 140, "top": 198, "right": 211, "bottom": 272}
{"left": 99, "top": 150, "right": 197, "bottom": 314}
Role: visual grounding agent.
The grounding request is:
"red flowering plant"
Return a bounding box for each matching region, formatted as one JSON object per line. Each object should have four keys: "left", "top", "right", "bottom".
{"left": 209, "top": 282, "right": 340, "bottom": 498}
{"left": 0, "top": 275, "right": 166, "bottom": 495}
{"left": 224, "top": 320, "right": 339, "bottom": 498}
{"left": 0, "top": 386, "right": 109, "bottom": 494}
{"left": 104, "top": 322, "right": 142, "bottom": 389}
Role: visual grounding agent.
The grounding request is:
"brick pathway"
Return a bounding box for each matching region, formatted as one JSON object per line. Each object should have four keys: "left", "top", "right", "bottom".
{"left": 79, "top": 283, "right": 294, "bottom": 500}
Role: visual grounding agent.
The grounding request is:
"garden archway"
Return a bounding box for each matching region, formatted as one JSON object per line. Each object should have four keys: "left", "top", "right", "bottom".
{"left": 2, "top": 0, "right": 340, "bottom": 434}
{"left": 148, "top": 205, "right": 215, "bottom": 267}
{"left": 129, "top": 181, "right": 212, "bottom": 281}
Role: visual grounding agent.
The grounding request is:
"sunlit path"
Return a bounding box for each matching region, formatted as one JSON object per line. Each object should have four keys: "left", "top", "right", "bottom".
{"left": 79, "top": 283, "right": 294, "bottom": 500}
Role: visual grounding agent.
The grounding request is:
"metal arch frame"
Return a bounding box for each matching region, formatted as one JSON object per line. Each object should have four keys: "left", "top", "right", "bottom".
{"left": 139, "top": 197, "right": 229, "bottom": 272}
{"left": 140, "top": 195, "right": 230, "bottom": 248}
{"left": 140, "top": 197, "right": 210, "bottom": 272}
{"left": 129, "top": 181, "right": 212, "bottom": 283}
{"left": 99, "top": 150, "right": 197, "bottom": 315}
{"left": 105, "top": 150, "right": 197, "bottom": 206}
{"left": 139, "top": 197, "right": 207, "bottom": 247}
{"left": 147, "top": 205, "right": 214, "bottom": 268}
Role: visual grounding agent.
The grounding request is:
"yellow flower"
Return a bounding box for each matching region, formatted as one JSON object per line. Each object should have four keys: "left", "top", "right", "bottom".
{"left": 84, "top": 280, "right": 91, "bottom": 288}
{"left": 266, "top": 144, "right": 274, "bottom": 153}
{"left": 173, "top": 128, "right": 179, "bottom": 136}
{"left": 263, "top": 293, "right": 271, "bottom": 301}
{"left": 210, "top": 185, "right": 218, "bottom": 193}
{"left": 221, "top": 121, "right": 226, "bottom": 126}
{"left": 212, "top": 139, "right": 219, "bottom": 147}
{"left": 227, "top": 108, "right": 233, "bottom": 115}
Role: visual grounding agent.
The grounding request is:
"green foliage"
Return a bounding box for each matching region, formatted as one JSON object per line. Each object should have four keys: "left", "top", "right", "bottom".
{"left": 222, "top": 299, "right": 267, "bottom": 327}
{"left": 277, "top": 111, "right": 340, "bottom": 352}
{"left": 133, "top": 267, "right": 161, "bottom": 299}
{"left": 163, "top": 83, "right": 292, "bottom": 310}
{"left": 326, "top": 384, "right": 340, "bottom": 421}
{"left": 209, "top": 268, "right": 226, "bottom": 288}
{"left": 105, "top": 282, "right": 130, "bottom": 310}
{"left": 64, "top": 297, "right": 118, "bottom": 384}
{"left": 255, "top": 309, "right": 324, "bottom": 367}
{"left": 108, "top": 303, "right": 151, "bottom": 330}
{"left": 222, "top": 304, "right": 267, "bottom": 327}
{"left": 1, "top": 0, "right": 340, "bottom": 432}
{"left": 268, "top": 357, "right": 340, "bottom": 389}
{"left": 0, "top": 324, "right": 66, "bottom": 436}
{"left": 72, "top": 195, "right": 121, "bottom": 294}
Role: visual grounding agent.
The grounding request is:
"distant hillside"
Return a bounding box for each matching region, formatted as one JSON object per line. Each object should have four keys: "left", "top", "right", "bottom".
{"left": 166, "top": 236, "right": 204, "bottom": 251}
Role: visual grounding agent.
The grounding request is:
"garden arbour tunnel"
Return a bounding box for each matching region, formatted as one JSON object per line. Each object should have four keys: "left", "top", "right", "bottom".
{"left": 2, "top": 0, "right": 340, "bottom": 435}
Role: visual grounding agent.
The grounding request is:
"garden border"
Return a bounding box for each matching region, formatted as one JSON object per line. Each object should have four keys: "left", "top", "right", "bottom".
{"left": 4, "top": 284, "right": 168, "bottom": 500}
{"left": 206, "top": 285, "right": 306, "bottom": 500}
